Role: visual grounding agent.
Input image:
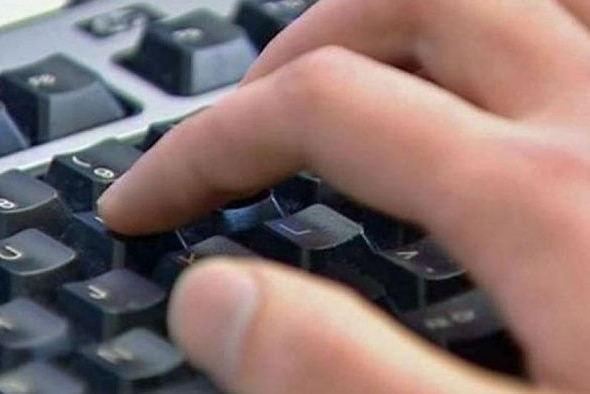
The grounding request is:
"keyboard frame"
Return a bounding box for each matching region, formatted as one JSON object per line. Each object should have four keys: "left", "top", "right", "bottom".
{"left": 0, "top": 0, "right": 239, "bottom": 175}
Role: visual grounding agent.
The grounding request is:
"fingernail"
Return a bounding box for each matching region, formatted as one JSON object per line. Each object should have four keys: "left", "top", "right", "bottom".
{"left": 169, "top": 260, "right": 259, "bottom": 382}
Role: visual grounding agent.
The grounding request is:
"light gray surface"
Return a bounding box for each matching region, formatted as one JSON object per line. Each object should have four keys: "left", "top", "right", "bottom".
{"left": 0, "top": 0, "right": 240, "bottom": 174}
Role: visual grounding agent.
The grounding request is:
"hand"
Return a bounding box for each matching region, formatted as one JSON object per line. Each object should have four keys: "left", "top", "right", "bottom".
{"left": 98, "top": 0, "right": 590, "bottom": 392}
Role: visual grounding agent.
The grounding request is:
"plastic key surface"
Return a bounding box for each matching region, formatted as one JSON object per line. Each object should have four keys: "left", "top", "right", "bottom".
{"left": 0, "top": 298, "right": 72, "bottom": 369}
{"left": 59, "top": 269, "right": 167, "bottom": 339}
{"left": 0, "top": 54, "right": 127, "bottom": 144}
{"left": 0, "top": 103, "right": 28, "bottom": 158}
{"left": 0, "top": 170, "right": 70, "bottom": 239}
{"left": 46, "top": 139, "right": 143, "bottom": 211}
{"left": 77, "top": 328, "right": 186, "bottom": 394}
{"left": 0, "top": 362, "right": 87, "bottom": 394}
{"left": 123, "top": 10, "right": 257, "bottom": 95}
{"left": 0, "top": 229, "right": 78, "bottom": 303}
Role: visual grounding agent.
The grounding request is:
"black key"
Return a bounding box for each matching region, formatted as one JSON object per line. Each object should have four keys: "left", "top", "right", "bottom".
{"left": 142, "top": 108, "right": 206, "bottom": 151}
{"left": 0, "top": 298, "right": 72, "bottom": 369}
{"left": 402, "top": 290, "right": 523, "bottom": 374}
{"left": 0, "top": 102, "right": 28, "bottom": 157}
{"left": 216, "top": 191, "right": 283, "bottom": 234}
{"left": 64, "top": 211, "right": 181, "bottom": 277}
{"left": 235, "top": 0, "right": 316, "bottom": 50}
{"left": 381, "top": 238, "right": 470, "bottom": 310}
{"left": 79, "top": 4, "right": 164, "bottom": 38}
{"left": 238, "top": 204, "right": 371, "bottom": 270}
{"left": 59, "top": 269, "right": 167, "bottom": 339}
{"left": 274, "top": 173, "right": 417, "bottom": 250}
{"left": 0, "top": 54, "right": 127, "bottom": 144}
{"left": 0, "top": 229, "right": 79, "bottom": 302}
{"left": 46, "top": 139, "right": 143, "bottom": 211}
{"left": 154, "top": 235, "right": 257, "bottom": 290}
{"left": 77, "top": 328, "right": 187, "bottom": 394}
{"left": 0, "top": 170, "right": 70, "bottom": 238}
{"left": 123, "top": 10, "right": 257, "bottom": 95}
{"left": 0, "top": 362, "right": 87, "bottom": 394}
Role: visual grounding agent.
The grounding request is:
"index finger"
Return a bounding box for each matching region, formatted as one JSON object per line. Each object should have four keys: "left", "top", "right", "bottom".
{"left": 97, "top": 48, "right": 497, "bottom": 235}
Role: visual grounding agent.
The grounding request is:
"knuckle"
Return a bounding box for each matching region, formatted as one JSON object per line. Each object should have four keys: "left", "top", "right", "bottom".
{"left": 276, "top": 46, "right": 357, "bottom": 110}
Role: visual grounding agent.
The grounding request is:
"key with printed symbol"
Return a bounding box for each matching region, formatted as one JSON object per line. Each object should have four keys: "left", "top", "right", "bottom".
{"left": 235, "top": 0, "right": 317, "bottom": 50}
{"left": 79, "top": 4, "right": 164, "bottom": 38}
{"left": 0, "top": 170, "right": 71, "bottom": 239}
{"left": 0, "top": 54, "right": 128, "bottom": 144}
{"left": 64, "top": 211, "right": 181, "bottom": 277}
{"left": 154, "top": 235, "right": 257, "bottom": 290}
{"left": 46, "top": 139, "right": 143, "bottom": 211}
{"left": 76, "top": 328, "right": 187, "bottom": 394}
{"left": 122, "top": 10, "right": 257, "bottom": 95}
{"left": 0, "top": 102, "right": 29, "bottom": 158}
{"left": 0, "top": 298, "right": 72, "bottom": 369}
{"left": 59, "top": 269, "right": 167, "bottom": 339}
{"left": 0, "top": 229, "right": 79, "bottom": 303}
{"left": 0, "top": 361, "right": 87, "bottom": 394}
{"left": 381, "top": 238, "right": 471, "bottom": 310}
{"left": 401, "top": 290, "right": 523, "bottom": 374}
{"left": 274, "top": 173, "right": 418, "bottom": 250}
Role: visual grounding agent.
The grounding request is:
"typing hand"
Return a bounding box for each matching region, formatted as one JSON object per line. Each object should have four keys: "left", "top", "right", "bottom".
{"left": 98, "top": 0, "right": 590, "bottom": 392}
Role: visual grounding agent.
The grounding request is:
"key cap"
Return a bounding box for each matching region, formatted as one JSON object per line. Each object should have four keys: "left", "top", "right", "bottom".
{"left": 123, "top": 10, "right": 257, "bottom": 95}
{"left": 46, "top": 139, "right": 143, "bottom": 211}
{"left": 0, "top": 361, "right": 87, "bottom": 394}
{"left": 401, "top": 290, "right": 523, "bottom": 374}
{"left": 142, "top": 117, "right": 182, "bottom": 151}
{"left": 235, "top": 0, "right": 317, "bottom": 50}
{"left": 216, "top": 191, "right": 283, "bottom": 233}
{"left": 0, "top": 229, "right": 79, "bottom": 303}
{"left": 381, "top": 238, "right": 470, "bottom": 310}
{"left": 0, "top": 102, "right": 28, "bottom": 157}
{"left": 0, "top": 298, "right": 72, "bottom": 369}
{"left": 274, "top": 173, "right": 418, "bottom": 250}
{"left": 77, "top": 328, "right": 186, "bottom": 394}
{"left": 0, "top": 170, "right": 70, "bottom": 238}
{"left": 79, "top": 4, "right": 164, "bottom": 38}
{"left": 154, "top": 235, "right": 257, "bottom": 290}
{"left": 0, "top": 54, "right": 127, "bottom": 144}
{"left": 59, "top": 269, "right": 167, "bottom": 339}
{"left": 64, "top": 211, "right": 181, "bottom": 277}
{"left": 237, "top": 204, "right": 371, "bottom": 269}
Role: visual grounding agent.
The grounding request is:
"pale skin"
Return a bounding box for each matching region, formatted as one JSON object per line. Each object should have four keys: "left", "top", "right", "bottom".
{"left": 97, "top": 0, "right": 590, "bottom": 392}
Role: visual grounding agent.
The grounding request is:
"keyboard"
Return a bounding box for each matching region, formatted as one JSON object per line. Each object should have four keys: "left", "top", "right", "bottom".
{"left": 0, "top": 1, "right": 524, "bottom": 392}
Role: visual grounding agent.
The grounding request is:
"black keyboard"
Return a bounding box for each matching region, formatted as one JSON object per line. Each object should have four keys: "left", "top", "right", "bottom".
{"left": 0, "top": 1, "right": 524, "bottom": 392}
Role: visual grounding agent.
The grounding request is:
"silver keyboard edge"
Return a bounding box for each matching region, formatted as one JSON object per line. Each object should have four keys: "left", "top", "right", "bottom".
{"left": 0, "top": 0, "right": 240, "bottom": 174}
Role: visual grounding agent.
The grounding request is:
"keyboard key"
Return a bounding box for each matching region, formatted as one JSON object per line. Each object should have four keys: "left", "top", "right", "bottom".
{"left": 64, "top": 212, "right": 181, "bottom": 277}
{"left": 0, "top": 229, "right": 79, "bottom": 303}
{"left": 238, "top": 204, "right": 370, "bottom": 269}
{"left": 0, "top": 103, "right": 28, "bottom": 158}
{"left": 46, "top": 139, "right": 143, "bottom": 211}
{"left": 122, "top": 10, "right": 257, "bottom": 95}
{"left": 275, "top": 173, "right": 417, "bottom": 249}
{"left": 401, "top": 290, "right": 523, "bottom": 374}
{"left": 0, "top": 170, "right": 70, "bottom": 238}
{"left": 77, "top": 328, "right": 186, "bottom": 394}
{"left": 59, "top": 269, "right": 167, "bottom": 339}
{"left": 382, "top": 238, "right": 470, "bottom": 310}
{"left": 0, "top": 299, "right": 72, "bottom": 369}
{"left": 0, "top": 362, "right": 87, "bottom": 394}
{"left": 154, "top": 235, "right": 257, "bottom": 290}
{"left": 79, "top": 4, "right": 164, "bottom": 38}
{"left": 216, "top": 191, "right": 283, "bottom": 233}
{"left": 0, "top": 54, "right": 127, "bottom": 144}
{"left": 235, "top": 0, "right": 317, "bottom": 50}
